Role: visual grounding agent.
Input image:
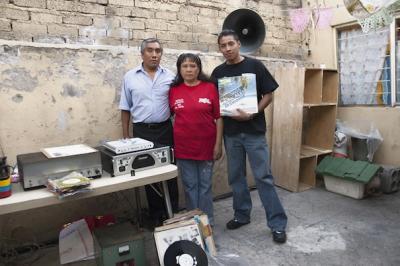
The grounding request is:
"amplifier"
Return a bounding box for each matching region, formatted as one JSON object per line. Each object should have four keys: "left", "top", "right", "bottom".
{"left": 97, "top": 145, "right": 172, "bottom": 177}
{"left": 17, "top": 151, "right": 102, "bottom": 190}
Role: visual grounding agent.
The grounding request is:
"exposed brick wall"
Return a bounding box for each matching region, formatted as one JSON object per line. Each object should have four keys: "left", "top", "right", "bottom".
{"left": 0, "top": 0, "right": 305, "bottom": 59}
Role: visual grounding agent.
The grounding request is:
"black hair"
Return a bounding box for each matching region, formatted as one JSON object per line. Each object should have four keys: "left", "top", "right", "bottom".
{"left": 170, "top": 53, "right": 211, "bottom": 87}
{"left": 217, "top": 29, "right": 240, "bottom": 44}
{"left": 140, "top": 38, "right": 162, "bottom": 54}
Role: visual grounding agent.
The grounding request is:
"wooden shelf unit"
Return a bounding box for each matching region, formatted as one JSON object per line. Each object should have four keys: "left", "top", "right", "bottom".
{"left": 272, "top": 68, "right": 338, "bottom": 192}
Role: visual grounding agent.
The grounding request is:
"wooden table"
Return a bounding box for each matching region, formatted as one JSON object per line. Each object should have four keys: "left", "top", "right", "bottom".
{"left": 0, "top": 164, "right": 177, "bottom": 217}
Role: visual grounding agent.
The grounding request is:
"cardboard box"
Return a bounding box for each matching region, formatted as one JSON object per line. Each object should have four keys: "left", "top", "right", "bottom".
{"left": 162, "top": 209, "right": 216, "bottom": 256}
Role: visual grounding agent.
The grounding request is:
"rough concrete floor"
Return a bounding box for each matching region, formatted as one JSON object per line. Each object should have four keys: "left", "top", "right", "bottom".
{"left": 28, "top": 186, "right": 400, "bottom": 266}
{"left": 211, "top": 187, "right": 400, "bottom": 266}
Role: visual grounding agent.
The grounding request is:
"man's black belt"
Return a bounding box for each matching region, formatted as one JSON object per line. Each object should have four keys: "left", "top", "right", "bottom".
{"left": 133, "top": 120, "right": 170, "bottom": 129}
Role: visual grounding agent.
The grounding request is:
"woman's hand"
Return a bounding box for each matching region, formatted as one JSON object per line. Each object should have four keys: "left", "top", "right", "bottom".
{"left": 213, "top": 143, "right": 222, "bottom": 160}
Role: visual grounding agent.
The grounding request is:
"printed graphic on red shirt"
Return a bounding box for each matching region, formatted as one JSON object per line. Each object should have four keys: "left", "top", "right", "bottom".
{"left": 198, "top": 98, "right": 211, "bottom": 104}
{"left": 173, "top": 98, "right": 184, "bottom": 109}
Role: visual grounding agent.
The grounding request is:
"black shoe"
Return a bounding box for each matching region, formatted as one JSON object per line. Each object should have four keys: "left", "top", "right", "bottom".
{"left": 272, "top": 231, "right": 287, "bottom": 244}
{"left": 226, "top": 219, "right": 250, "bottom": 230}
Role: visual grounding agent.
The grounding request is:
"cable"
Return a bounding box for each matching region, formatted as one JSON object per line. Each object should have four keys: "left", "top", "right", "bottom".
{"left": 0, "top": 136, "right": 5, "bottom": 158}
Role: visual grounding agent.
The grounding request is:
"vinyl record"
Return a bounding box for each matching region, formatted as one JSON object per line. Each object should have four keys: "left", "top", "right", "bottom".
{"left": 61, "top": 178, "right": 82, "bottom": 185}
{"left": 164, "top": 240, "right": 208, "bottom": 266}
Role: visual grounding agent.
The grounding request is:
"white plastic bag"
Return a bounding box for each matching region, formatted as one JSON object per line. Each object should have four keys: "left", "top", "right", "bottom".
{"left": 336, "top": 120, "right": 383, "bottom": 162}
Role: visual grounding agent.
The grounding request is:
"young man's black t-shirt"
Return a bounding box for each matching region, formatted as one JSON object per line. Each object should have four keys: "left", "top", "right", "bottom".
{"left": 211, "top": 56, "right": 279, "bottom": 135}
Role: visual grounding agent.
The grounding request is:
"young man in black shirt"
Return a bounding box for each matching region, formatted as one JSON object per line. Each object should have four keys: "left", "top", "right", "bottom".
{"left": 211, "top": 29, "right": 287, "bottom": 244}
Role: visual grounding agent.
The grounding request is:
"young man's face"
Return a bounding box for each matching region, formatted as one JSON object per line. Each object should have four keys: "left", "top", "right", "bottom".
{"left": 218, "top": 35, "right": 241, "bottom": 62}
{"left": 141, "top": 42, "right": 162, "bottom": 71}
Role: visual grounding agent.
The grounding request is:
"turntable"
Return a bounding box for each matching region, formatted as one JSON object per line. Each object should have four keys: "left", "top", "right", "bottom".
{"left": 103, "top": 138, "right": 154, "bottom": 154}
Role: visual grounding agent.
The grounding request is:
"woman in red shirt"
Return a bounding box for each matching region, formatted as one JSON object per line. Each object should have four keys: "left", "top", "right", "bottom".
{"left": 169, "top": 53, "right": 223, "bottom": 225}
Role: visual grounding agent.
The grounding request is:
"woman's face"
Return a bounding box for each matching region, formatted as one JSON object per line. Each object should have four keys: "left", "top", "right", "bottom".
{"left": 180, "top": 58, "right": 200, "bottom": 84}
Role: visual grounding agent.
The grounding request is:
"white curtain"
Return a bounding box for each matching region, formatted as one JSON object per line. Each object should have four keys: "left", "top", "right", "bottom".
{"left": 339, "top": 27, "right": 390, "bottom": 105}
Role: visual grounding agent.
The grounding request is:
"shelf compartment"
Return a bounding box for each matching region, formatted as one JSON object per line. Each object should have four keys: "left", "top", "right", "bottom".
{"left": 322, "top": 70, "right": 339, "bottom": 103}
{"left": 304, "top": 69, "right": 323, "bottom": 104}
{"left": 298, "top": 156, "right": 317, "bottom": 191}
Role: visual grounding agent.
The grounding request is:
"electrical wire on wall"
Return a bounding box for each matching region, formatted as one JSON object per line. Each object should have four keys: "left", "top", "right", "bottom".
{"left": 0, "top": 138, "right": 5, "bottom": 158}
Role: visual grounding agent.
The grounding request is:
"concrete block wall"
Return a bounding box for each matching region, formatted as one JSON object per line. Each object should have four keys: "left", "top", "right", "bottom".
{"left": 0, "top": 0, "right": 305, "bottom": 59}
{"left": 0, "top": 0, "right": 308, "bottom": 244}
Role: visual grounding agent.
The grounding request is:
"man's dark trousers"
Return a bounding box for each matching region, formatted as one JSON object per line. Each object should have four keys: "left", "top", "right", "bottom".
{"left": 132, "top": 120, "right": 179, "bottom": 222}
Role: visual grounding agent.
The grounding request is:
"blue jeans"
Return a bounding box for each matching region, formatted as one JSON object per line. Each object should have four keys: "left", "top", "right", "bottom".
{"left": 224, "top": 133, "right": 287, "bottom": 231}
{"left": 176, "top": 159, "right": 214, "bottom": 225}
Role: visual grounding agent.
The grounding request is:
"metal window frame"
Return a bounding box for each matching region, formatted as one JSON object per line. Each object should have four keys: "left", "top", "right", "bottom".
{"left": 335, "top": 22, "right": 396, "bottom": 106}
{"left": 391, "top": 17, "right": 398, "bottom": 106}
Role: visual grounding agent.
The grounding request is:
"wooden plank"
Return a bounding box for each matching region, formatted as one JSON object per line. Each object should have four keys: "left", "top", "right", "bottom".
{"left": 272, "top": 68, "right": 304, "bottom": 192}
{"left": 300, "top": 145, "right": 332, "bottom": 158}
{"left": 304, "top": 102, "right": 336, "bottom": 107}
{"left": 212, "top": 152, "right": 231, "bottom": 198}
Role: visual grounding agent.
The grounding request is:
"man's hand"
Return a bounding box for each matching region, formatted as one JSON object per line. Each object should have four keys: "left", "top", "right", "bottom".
{"left": 121, "top": 110, "right": 132, "bottom": 139}
{"left": 230, "top": 108, "right": 254, "bottom": 121}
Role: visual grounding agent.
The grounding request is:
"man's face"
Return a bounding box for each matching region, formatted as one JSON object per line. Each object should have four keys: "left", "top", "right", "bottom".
{"left": 218, "top": 35, "right": 241, "bottom": 62}
{"left": 141, "top": 42, "right": 162, "bottom": 71}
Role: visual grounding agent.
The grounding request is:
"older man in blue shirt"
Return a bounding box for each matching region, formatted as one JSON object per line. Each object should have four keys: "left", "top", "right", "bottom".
{"left": 119, "top": 38, "right": 179, "bottom": 225}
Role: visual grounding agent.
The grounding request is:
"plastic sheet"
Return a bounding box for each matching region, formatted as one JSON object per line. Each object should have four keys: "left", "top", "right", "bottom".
{"left": 336, "top": 120, "right": 383, "bottom": 162}
{"left": 208, "top": 251, "right": 250, "bottom": 266}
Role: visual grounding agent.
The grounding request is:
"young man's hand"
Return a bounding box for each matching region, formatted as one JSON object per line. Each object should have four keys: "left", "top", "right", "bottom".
{"left": 231, "top": 109, "right": 255, "bottom": 121}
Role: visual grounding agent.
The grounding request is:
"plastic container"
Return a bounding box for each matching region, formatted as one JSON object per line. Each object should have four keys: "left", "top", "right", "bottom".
{"left": 0, "top": 175, "right": 12, "bottom": 199}
{"left": 323, "top": 175, "right": 365, "bottom": 199}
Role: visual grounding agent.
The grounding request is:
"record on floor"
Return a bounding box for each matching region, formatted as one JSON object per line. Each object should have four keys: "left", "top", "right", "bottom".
{"left": 164, "top": 240, "right": 208, "bottom": 266}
